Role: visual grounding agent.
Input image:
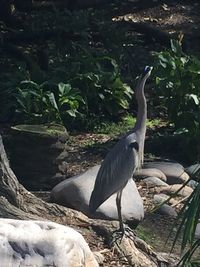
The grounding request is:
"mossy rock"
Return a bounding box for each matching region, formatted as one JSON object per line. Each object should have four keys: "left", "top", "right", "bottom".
{"left": 11, "top": 124, "right": 68, "bottom": 139}
{"left": 4, "top": 124, "right": 69, "bottom": 191}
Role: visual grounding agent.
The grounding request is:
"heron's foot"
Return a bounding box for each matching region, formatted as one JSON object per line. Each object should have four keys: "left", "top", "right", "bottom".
{"left": 110, "top": 228, "right": 124, "bottom": 246}
{"left": 124, "top": 225, "right": 136, "bottom": 240}
{"left": 110, "top": 224, "right": 136, "bottom": 247}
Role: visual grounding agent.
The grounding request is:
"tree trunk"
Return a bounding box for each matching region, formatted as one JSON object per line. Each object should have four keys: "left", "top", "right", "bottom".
{"left": 0, "top": 135, "right": 23, "bottom": 208}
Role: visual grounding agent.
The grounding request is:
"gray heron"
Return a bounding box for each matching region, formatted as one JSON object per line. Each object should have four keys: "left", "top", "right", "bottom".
{"left": 89, "top": 66, "right": 153, "bottom": 233}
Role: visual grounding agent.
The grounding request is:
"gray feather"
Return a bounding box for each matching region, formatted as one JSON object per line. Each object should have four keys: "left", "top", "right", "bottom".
{"left": 89, "top": 133, "right": 138, "bottom": 212}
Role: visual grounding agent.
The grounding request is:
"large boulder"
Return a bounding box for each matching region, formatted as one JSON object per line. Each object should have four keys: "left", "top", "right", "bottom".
{"left": 0, "top": 219, "right": 98, "bottom": 267}
{"left": 51, "top": 165, "right": 144, "bottom": 226}
{"left": 144, "top": 160, "right": 189, "bottom": 184}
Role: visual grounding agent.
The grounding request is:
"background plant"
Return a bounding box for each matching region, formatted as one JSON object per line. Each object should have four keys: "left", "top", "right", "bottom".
{"left": 13, "top": 52, "right": 133, "bottom": 128}
{"left": 0, "top": 64, "right": 29, "bottom": 123}
{"left": 154, "top": 40, "right": 200, "bottom": 161}
{"left": 15, "top": 81, "right": 84, "bottom": 124}
{"left": 171, "top": 166, "right": 200, "bottom": 267}
{"left": 50, "top": 49, "right": 134, "bottom": 123}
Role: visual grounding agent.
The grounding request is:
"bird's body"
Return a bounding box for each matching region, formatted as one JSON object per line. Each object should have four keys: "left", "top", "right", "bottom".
{"left": 89, "top": 132, "right": 139, "bottom": 213}
{"left": 89, "top": 66, "right": 153, "bottom": 232}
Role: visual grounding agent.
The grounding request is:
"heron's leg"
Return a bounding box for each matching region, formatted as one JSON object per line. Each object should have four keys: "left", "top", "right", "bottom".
{"left": 110, "top": 188, "right": 136, "bottom": 247}
{"left": 116, "top": 189, "right": 125, "bottom": 233}
{"left": 109, "top": 189, "right": 124, "bottom": 246}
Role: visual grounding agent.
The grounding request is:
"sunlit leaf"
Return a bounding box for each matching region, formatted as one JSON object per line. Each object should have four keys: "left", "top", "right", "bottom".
{"left": 67, "top": 110, "right": 77, "bottom": 117}
{"left": 186, "top": 94, "right": 199, "bottom": 105}
{"left": 58, "top": 83, "right": 72, "bottom": 95}
{"left": 171, "top": 39, "right": 182, "bottom": 55}
{"left": 46, "top": 92, "right": 59, "bottom": 110}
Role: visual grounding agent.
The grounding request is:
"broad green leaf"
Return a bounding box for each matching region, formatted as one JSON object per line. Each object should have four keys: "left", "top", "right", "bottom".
{"left": 46, "top": 92, "right": 59, "bottom": 110}
{"left": 67, "top": 110, "right": 77, "bottom": 117}
{"left": 58, "top": 83, "right": 72, "bottom": 95}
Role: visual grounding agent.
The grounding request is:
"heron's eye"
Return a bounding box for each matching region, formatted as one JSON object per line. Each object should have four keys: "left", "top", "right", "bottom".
{"left": 129, "top": 141, "right": 139, "bottom": 151}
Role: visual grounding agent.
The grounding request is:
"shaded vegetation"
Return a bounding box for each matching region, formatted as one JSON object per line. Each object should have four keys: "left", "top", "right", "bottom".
{"left": 154, "top": 40, "right": 200, "bottom": 162}
{"left": 170, "top": 167, "right": 200, "bottom": 266}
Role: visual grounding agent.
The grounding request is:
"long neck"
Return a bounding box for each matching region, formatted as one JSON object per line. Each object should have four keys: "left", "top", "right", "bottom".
{"left": 134, "top": 78, "right": 147, "bottom": 133}
{"left": 134, "top": 77, "right": 147, "bottom": 168}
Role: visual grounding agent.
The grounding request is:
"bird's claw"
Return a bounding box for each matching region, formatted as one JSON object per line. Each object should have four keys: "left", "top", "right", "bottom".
{"left": 124, "top": 225, "right": 136, "bottom": 240}
{"left": 109, "top": 224, "right": 136, "bottom": 247}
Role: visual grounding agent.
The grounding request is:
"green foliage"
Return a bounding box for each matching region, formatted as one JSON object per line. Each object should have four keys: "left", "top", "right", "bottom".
{"left": 136, "top": 225, "right": 156, "bottom": 244}
{"left": 52, "top": 51, "right": 133, "bottom": 120}
{"left": 0, "top": 64, "right": 29, "bottom": 122}
{"left": 90, "top": 115, "right": 161, "bottom": 139}
{"left": 15, "top": 81, "right": 84, "bottom": 124}
{"left": 1, "top": 52, "right": 133, "bottom": 128}
{"left": 171, "top": 167, "right": 200, "bottom": 266}
{"left": 0, "top": 5, "right": 137, "bottom": 127}
{"left": 154, "top": 40, "right": 200, "bottom": 138}
{"left": 13, "top": 52, "right": 133, "bottom": 127}
{"left": 179, "top": 240, "right": 200, "bottom": 267}
{"left": 93, "top": 114, "right": 136, "bottom": 137}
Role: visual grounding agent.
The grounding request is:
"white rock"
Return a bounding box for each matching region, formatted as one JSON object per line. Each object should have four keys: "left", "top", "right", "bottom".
{"left": 0, "top": 218, "right": 98, "bottom": 267}
{"left": 51, "top": 165, "right": 144, "bottom": 224}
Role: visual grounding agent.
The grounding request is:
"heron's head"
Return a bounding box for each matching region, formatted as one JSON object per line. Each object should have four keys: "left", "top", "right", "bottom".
{"left": 135, "top": 66, "right": 153, "bottom": 95}
{"left": 142, "top": 66, "right": 153, "bottom": 80}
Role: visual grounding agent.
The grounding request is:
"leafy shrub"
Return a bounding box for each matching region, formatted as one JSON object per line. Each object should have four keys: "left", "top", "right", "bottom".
{"left": 0, "top": 64, "right": 29, "bottom": 123}
{"left": 154, "top": 40, "right": 200, "bottom": 133}
{"left": 15, "top": 81, "right": 84, "bottom": 124}
{"left": 171, "top": 166, "right": 200, "bottom": 266}
{"left": 51, "top": 50, "right": 133, "bottom": 120}
{"left": 14, "top": 53, "right": 133, "bottom": 127}
{"left": 2, "top": 53, "right": 133, "bottom": 128}
{"left": 154, "top": 40, "right": 200, "bottom": 159}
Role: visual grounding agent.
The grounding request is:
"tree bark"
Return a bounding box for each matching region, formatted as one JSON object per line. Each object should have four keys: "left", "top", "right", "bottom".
{"left": 0, "top": 135, "right": 23, "bottom": 208}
